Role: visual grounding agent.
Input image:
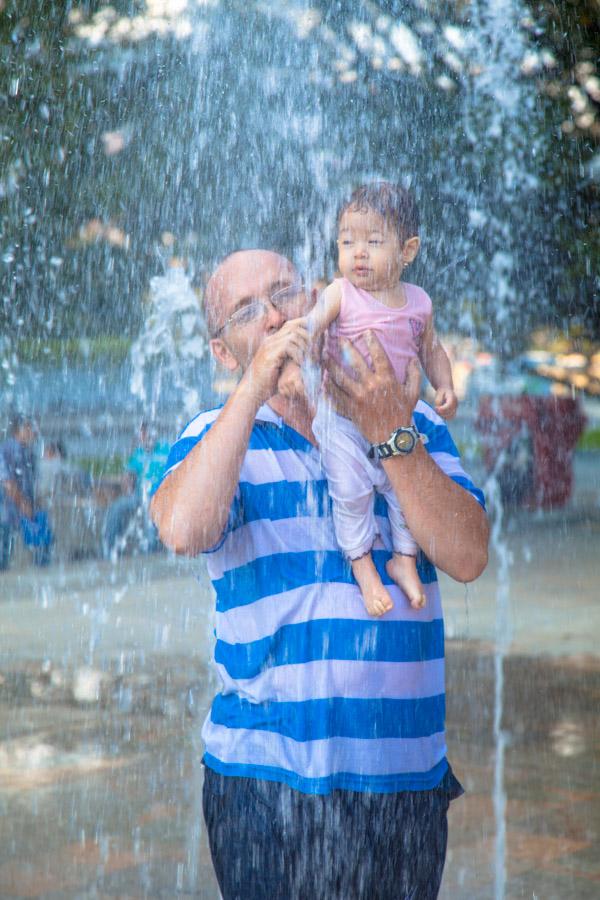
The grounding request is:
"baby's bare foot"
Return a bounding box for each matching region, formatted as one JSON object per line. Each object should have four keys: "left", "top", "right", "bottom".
{"left": 351, "top": 552, "right": 394, "bottom": 618}
{"left": 386, "top": 554, "right": 426, "bottom": 610}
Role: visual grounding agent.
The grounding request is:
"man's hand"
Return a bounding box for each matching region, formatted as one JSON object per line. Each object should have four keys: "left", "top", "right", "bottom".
{"left": 324, "top": 331, "right": 421, "bottom": 443}
{"left": 242, "top": 318, "right": 309, "bottom": 406}
{"left": 277, "top": 360, "right": 307, "bottom": 402}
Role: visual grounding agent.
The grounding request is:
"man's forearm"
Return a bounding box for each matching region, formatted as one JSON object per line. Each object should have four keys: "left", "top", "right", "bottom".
{"left": 383, "top": 445, "right": 489, "bottom": 582}
{"left": 153, "top": 317, "right": 312, "bottom": 555}
{"left": 151, "top": 381, "right": 260, "bottom": 555}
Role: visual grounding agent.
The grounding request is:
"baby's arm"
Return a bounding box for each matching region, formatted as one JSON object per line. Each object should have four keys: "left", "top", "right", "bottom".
{"left": 305, "top": 281, "right": 342, "bottom": 345}
{"left": 419, "top": 318, "right": 458, "bottom": 419}
{"left": 276, "top": 282, "right": 341, "bottom": 396}
{"left": 277, "top": 284, "right": 341, "bottom": 402}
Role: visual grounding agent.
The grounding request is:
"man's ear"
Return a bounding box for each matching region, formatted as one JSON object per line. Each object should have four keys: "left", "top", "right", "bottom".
{"left": 402, "top": 236, "right": 420, "bottom": 265}
{"left": 209, "top": 338, "right": 240, "bottom": 372}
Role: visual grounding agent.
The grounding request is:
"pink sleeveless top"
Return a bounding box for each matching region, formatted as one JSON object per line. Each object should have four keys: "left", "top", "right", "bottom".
{"left": 329, "top": 278, "right": 433, "bottom": 383}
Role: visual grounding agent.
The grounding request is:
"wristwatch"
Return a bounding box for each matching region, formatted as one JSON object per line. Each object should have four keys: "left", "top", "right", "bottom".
{"left": 368, "top": 425, "right": 421, "bottom": 459}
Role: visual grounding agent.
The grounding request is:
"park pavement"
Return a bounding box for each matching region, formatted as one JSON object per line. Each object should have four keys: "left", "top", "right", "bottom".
{"left": 0, "top": 451, "right": 599, "bottom": 897}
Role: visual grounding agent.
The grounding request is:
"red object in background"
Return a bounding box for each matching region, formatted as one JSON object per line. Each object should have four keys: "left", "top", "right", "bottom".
{"left": 476, "top": 395, "right": 587, "bottom": 509}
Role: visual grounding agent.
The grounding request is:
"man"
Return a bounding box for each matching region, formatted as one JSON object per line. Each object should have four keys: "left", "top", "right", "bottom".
{"left": 151, "top": 250, "right": 488, "bottom": 899}
{"left": 0, "top": 414, "right": 52, "bottom": 569}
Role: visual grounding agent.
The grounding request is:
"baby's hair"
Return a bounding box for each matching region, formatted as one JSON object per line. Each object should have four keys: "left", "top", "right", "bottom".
{"left": 339, "top": 181, "right": 420, "bottom": 244}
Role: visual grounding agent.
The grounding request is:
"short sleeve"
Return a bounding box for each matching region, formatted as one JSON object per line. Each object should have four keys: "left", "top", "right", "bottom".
{"left": 149, "top": 407, "right": 243, "bottom": 553}
{"left": 414, "top": 401, "right": 486, "bottom": 510}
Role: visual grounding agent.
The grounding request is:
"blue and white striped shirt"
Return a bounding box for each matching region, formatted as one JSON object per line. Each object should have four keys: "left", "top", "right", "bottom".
{"left": 159, "top": 401, "right": 485, "bottom": 795}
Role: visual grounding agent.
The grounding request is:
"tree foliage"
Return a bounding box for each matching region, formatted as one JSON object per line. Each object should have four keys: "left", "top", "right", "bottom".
{"left": 0, "top": 0, "right": 598, "bottom": 351}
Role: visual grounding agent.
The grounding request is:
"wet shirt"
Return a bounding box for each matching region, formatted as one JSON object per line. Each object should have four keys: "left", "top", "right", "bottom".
{"left": 330, "top": 278, "right": 432, "bottom": 385}
{"left": 0, "top": 437, "right": 36, "bottom": 526}
{"left": 157, "top": 402, "right": 485, "bottom": 795}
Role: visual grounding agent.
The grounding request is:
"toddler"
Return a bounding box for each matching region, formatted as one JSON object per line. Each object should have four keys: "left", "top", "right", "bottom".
{"left": 307, "top": 182, "right": 457, "bottom": 617}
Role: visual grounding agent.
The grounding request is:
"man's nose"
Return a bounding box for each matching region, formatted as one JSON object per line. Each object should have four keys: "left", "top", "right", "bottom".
{"left": 265, "top": 300, "right": 286, "bottom": 330}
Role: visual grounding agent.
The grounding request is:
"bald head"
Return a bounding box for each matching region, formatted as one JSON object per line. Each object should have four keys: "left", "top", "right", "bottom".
{"left": 204, "top": 250, "right": 297, "bottom": 337}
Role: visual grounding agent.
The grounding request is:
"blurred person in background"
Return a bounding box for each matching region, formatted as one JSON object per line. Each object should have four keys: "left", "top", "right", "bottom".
{"left": 102, "top": 421, "right": 169, "bottom": 559}
{"left": 37, "top": 440, "right": 93, "bottom": 503}
{"left": 0, "top": 413, "right": 53, "bottom": 570}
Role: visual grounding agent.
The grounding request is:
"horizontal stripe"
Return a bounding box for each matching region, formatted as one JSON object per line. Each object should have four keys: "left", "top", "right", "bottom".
{"left": 178, "top": 405, "right": 223, "bottom": 439}
{"left": 150, "top": 416, "right": 217, "bottom": 496}
{"left": 208, "top": 511, "right": 436, "bottom": 586}
{"left": 213, "top": 548, "right": 438, "bottom": 613}
{"left": 155, "top": 400, "right": 483, "bottom": 515}
{"left": 413, "top": 401, "right": 449, "bottom": 430}
{"left": 210, "top": 693, "right": 445, "bottom": 741}
{"left": 203, "top": 722, "right": 446, "bottom": 781}
{"left": 451, "top": 475, "right": 486, "bottom": 509}
{"left": 237, "top": 478, "right": 331, "bottom": 525}
{"left": 206, "top": 516, "right": 338, "bottom": 580}
{"left": 413, "top": 413, "right": 460, "bottom": 457}
{"left": 153, "top": 404, "right": 314, "bottom": 495}
{"left": 214, "top": 617, "right": 444, "bottom": 679}
{"left": 214, "top": 657, "right": 445, "bottom": 703}
{"left": 242, "top": 447, "right": 323, "bottom": 485}
{"left": 165, "top": 433, "right": 204, "bottom": 468}
{"left": 216, "top": 580, "right": 442, "bottom": 644}
{"left": 430, "top": 450, "right": 468, "bottom": 475}
{"left": 414, "top": 402, "right": 445, "bottom": 427}
{"left": 203, "top": 752, "right": 449, "bottom": 795}
{"left": 249, "top": 419, "right": 316, "bottom": 454}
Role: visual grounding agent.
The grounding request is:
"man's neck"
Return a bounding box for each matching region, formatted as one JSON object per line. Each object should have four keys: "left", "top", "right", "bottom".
{"left": 268, "top": 393, "right": 316, "bottom": 444}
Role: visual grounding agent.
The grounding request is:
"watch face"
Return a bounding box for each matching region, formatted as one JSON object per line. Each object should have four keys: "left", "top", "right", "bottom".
{"left": 394, "top": 430, "right": 415, "bottom": 452}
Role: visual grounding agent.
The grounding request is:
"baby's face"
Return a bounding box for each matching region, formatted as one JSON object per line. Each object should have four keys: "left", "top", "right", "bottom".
{"left": 337, "top": 207, "right": 404, "bottom": 292}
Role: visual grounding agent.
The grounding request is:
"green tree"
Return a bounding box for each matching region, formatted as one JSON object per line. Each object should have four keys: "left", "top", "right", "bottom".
{"left": 1, "top": 0, "right": 597, "bottom": 352}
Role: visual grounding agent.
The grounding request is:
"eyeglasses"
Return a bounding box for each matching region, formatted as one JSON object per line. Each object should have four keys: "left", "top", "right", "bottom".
{"left": 213, "top": 279, "right": 305, "bottom": 337}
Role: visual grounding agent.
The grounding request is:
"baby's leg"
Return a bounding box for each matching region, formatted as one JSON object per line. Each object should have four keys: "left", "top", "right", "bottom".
{"left": 382, "top": 485, "right": 426, "bottom": 610}
{"left": 385, "top": 553, "right": 426, "bottom": 610}
{"left": 313, "top": 399, "right": 394, "bottom": 616}
{"left": 351, "top": 552, "right": 394, "bottom": 618}
{"left": 335, "top": 494, "right": 395, "bottom": 617}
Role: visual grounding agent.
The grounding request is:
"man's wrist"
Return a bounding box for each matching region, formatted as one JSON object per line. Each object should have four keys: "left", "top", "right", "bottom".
{"left": 368, "top": 424, "right": 421, "bottom": 459}
{"left": 364, "top": 418, "right": 413, "bottom": 444}
{"left": 236, "top": 370, "right": 269, "bottom": 412}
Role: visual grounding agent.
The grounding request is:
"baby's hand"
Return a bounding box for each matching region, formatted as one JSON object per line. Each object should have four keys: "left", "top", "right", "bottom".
{"left": 277, "top": 360, "right": 306, "bottom": 402}
{"left": 434, "top": 387, "right": 458, "bottom": 419}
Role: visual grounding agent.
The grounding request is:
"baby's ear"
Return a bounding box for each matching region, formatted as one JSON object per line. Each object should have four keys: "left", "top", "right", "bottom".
{"left": 402, "top": 236, "right": 420, "bottom": 265}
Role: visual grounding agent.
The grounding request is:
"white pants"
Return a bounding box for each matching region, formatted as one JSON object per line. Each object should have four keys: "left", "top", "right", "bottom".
{"left": 312, "top": 398, "right": 417, "bottom": 560}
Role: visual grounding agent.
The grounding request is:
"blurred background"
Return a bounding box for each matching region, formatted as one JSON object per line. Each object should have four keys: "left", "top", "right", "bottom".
{"left": 1, "top": 1, "right": 599, "bottom": 897}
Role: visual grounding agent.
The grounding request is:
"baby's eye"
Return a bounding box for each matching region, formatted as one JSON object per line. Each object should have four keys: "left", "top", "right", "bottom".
{"left": 340, "top": 239, "right": 353, "bottom": 246}
{"left": 369, "top": 239, "right": 382, "bottom": 245}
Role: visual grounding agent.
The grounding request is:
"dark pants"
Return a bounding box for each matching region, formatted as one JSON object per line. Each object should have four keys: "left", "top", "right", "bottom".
{"left": 203, "top": 765, "right": 463, "bottom": 900}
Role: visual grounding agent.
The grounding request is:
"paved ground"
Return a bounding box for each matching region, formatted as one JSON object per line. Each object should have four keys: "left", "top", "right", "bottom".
{"left": 0, "top": 451, "right": 599, "bottom": 898}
